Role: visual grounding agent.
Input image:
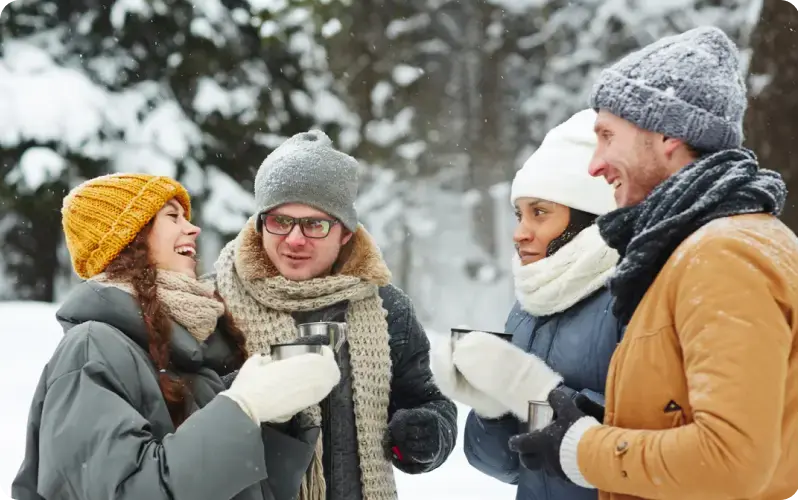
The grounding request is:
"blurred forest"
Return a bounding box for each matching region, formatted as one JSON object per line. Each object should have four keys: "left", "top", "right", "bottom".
{"left": 0, "top": 0, "right": 795, "bottom": 332}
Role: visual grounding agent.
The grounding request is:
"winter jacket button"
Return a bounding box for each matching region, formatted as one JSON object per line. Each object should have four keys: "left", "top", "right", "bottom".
{"left": 615, "top": 440, "right": 628, "bottom": 455}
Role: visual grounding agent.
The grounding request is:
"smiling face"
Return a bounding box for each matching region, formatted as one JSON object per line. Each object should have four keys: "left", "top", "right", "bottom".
{"left": 513, "top": 198, "right": 571, "bottom": 265}
{"left": 146, "top": 199, "right": 201, "bottom": 278}
{"left": 587, "top": 110, "right": 703, "bottom": 208}
{"left": 261, "top": 203, "right": 353, "bottom": 281}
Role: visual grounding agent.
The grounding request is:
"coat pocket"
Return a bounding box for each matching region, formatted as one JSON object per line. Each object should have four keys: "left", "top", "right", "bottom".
{"left": 663, "top": 400, "right": 687, "bottom": 427}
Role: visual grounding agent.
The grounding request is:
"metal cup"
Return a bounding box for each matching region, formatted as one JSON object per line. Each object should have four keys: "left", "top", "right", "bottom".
{"left": 270, "top": 343, "right": 323, "bottom": 361}
{"left": 297, "top": 322, "right": 348, "bottom": 353}
{"left": 527, "top": 400, "right": 554, "bottom": 432}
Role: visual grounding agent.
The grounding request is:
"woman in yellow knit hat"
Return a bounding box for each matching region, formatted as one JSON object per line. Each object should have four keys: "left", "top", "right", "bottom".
{"left": 13, "top": 173, "right": 342, "bottom": 500}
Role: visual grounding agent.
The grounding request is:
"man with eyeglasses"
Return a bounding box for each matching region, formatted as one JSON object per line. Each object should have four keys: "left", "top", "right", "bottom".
{"left": 213, "top": 130, "right": 457, "bottom": 500}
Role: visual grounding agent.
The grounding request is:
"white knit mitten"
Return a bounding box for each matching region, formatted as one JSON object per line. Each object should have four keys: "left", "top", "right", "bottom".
{"left": 221, "top": 347, "right": 340, "bottom": 424}
{"left": 453, "top": 331, "right": 562, "bottom": 421}
{"left": 430, "top": 336, "right": 508, "bottom": 419}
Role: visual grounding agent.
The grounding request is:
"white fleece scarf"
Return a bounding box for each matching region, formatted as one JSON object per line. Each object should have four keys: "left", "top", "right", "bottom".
{"left": 513, "top": 224, "right": 618, "bottom": 316}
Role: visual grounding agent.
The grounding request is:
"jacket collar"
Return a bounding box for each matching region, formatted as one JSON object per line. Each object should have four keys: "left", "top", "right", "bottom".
{"left": 56, "top": 280, "right": 237, "bottom": 374}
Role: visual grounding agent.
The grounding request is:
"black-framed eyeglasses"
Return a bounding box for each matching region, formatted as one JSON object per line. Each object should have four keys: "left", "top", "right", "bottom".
{"left": 258, "top": 213, "right": 339, "bottom": 239}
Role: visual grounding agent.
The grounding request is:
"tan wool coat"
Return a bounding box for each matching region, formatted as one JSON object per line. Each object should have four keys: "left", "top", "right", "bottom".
{"left": 579, "top": 214, "right": 798, "bottom": 500}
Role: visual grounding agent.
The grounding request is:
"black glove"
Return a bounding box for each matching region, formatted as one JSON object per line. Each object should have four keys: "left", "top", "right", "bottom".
{"left": 575, "top": 392, "right": 605, "bottom": 423}
{"left": 385, "top": 407, "right": 441, "bottom": 471}
{"left": 508, "top": 387, "right": 593, "bottom": 481}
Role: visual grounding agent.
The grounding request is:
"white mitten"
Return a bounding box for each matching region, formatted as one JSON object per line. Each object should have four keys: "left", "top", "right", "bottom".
{"left": 220, "top": 346, "right": 341, "bottom": 424}
{"left": 453, "top": 331, "right": 562, "bottom": 421}
{"left": 430, "top": 336, "right": 508, "bottom": 419}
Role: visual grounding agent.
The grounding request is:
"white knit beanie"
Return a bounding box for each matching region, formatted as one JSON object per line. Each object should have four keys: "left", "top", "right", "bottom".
{"left": 510, "top": 109, "right": 616, "bottom": 216}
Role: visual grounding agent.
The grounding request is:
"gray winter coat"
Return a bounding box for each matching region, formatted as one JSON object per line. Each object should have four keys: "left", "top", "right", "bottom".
{"left": 12, "top": 280, "right": 318, "bottom": 500}
{"left": 463, "top": 289, "right": 624, "bottom": 500}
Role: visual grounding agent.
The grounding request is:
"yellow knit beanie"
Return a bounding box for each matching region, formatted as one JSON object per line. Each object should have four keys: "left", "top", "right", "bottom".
{"left": 62, "top": 173, "right": 192, "bottom": 279}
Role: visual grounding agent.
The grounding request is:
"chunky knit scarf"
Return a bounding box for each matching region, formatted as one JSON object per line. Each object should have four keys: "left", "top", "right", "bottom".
{"left": 92, "top": 269, "right": 224, "bottom": 342}
{"left": 597, "top": 148, "right": 787, "bottom": 324}
{"left": 214, "top": 219, "right": 397, "bottom": 500}
{"left": 513, "top": 224, "right": 618, "bottom": 316}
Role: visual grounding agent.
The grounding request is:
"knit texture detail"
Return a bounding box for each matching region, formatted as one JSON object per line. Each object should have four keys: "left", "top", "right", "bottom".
{"left": 590, "top": 26, "right": 747, "bottom": 152}
{"left": 597, "top": 148, "right": 787, "bottom": 324}
{"left": 93, "top": 269, "right": 223, "bottom": 342}
{"left": 62, "top": 173, "right": 190, "bottom": 278}
{"left": 254, "top": 130, "right": 360, "bottom": 231}
{"left": 513, "top": 224, "right": 618, "bottom": 316}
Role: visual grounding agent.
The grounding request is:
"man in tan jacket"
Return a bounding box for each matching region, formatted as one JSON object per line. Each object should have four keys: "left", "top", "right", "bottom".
{"left": 508, "top": 26, "right": 798, "bottom": 500}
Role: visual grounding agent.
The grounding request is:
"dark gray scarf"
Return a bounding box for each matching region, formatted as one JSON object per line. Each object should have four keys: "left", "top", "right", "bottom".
{"left": 597, "top": 148, "right": 787, "bottom": 325}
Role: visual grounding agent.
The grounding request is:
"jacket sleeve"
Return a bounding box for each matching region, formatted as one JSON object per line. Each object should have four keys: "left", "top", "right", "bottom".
{"left": 577, "top": 232, "right": 793, "bottom": 499}
{"left": 384, "top": 285, "right": 458, "bottom": 473}
{"left": 11, "top": 369, "right": 49, "bottom": 500}
{"left": 463, "top": 411, "right": 521, "bottom": 484}
{"left": 33, "top": 324, "right": 268, "bottom": 500}
{"left": 261, "top": 425, "right": 320, "bottom": 500}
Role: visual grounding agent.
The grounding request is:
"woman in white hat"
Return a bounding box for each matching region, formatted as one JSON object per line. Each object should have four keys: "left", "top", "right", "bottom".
{"left": 432, "top": 109, "right": 623, "bottom": 500}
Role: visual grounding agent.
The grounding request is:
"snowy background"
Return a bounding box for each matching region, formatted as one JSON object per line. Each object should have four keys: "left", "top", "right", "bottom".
{"left": 1, "top": 0, "right": 797, "bottom": 497}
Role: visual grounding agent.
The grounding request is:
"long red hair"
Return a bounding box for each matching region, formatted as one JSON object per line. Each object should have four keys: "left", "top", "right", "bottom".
{"left": 104, "top": 223, "right": 248, "bottom": 427}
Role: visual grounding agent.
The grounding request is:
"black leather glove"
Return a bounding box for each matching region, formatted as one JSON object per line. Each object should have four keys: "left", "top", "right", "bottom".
{"left": 508, "top": 386, "right": 593, "bottom": 481}
{"left": 385, "top": 407, "right": 441, "bottom": 471}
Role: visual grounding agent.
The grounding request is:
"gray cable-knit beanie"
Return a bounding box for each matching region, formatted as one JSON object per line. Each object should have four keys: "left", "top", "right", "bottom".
{"left": 253, "top": 130, "right": 359, "bottom": 231}
{"left": 590, "top": 26, "right": 747, "bottom": 152}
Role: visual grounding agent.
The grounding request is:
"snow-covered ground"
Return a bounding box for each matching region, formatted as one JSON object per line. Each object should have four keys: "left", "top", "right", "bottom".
{"left": 0, "top": 301, "right": 515, "bottom": 499}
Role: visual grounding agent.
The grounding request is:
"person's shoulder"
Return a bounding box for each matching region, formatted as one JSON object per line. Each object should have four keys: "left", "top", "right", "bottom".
{"left": 47, "top": 320, "right": 141, "bottom": 382}
{"left": 672, "top": 214, "right": 796, "bottom": 269}
{"left": 378, "top": 283, "right": 414, "bottom": 315}
{"left": 379, "top": 284, "right": 425, "bottom": 345}
{"left": 689, "top": 213, "right": 793, "bottom": 245}
{"left": 666, "top": 214, "right": 797, "bottom": 310}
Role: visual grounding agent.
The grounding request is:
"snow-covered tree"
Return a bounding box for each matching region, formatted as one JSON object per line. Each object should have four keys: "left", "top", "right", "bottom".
{"left": 0, "top": 0, "right": 780, "bottom": 333}
{"left": 0, "top": 0, "right": 332, "bottom": 299}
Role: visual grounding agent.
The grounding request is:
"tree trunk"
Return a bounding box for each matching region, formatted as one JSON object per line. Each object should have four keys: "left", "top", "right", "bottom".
{"left": 467, "top": 2, "right": 509, "bottom": 259}
{"left": 743, "top": 0, "right": 798, "bottom": 233}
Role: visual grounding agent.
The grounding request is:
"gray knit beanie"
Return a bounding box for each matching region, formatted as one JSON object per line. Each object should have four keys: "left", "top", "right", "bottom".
{"left": 590, "top": 26, "right": 747, "bottom": 152}
{"left": 253, "top": 130, "right": 359, "bottom": 231}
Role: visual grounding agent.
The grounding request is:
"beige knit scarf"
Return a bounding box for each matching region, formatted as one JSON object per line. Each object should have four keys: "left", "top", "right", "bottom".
{"left": 92, "top": 269, "right": 225, "bottom": 342}
{"left": 213, "top": 219, "right": 397, "bottom": 500}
